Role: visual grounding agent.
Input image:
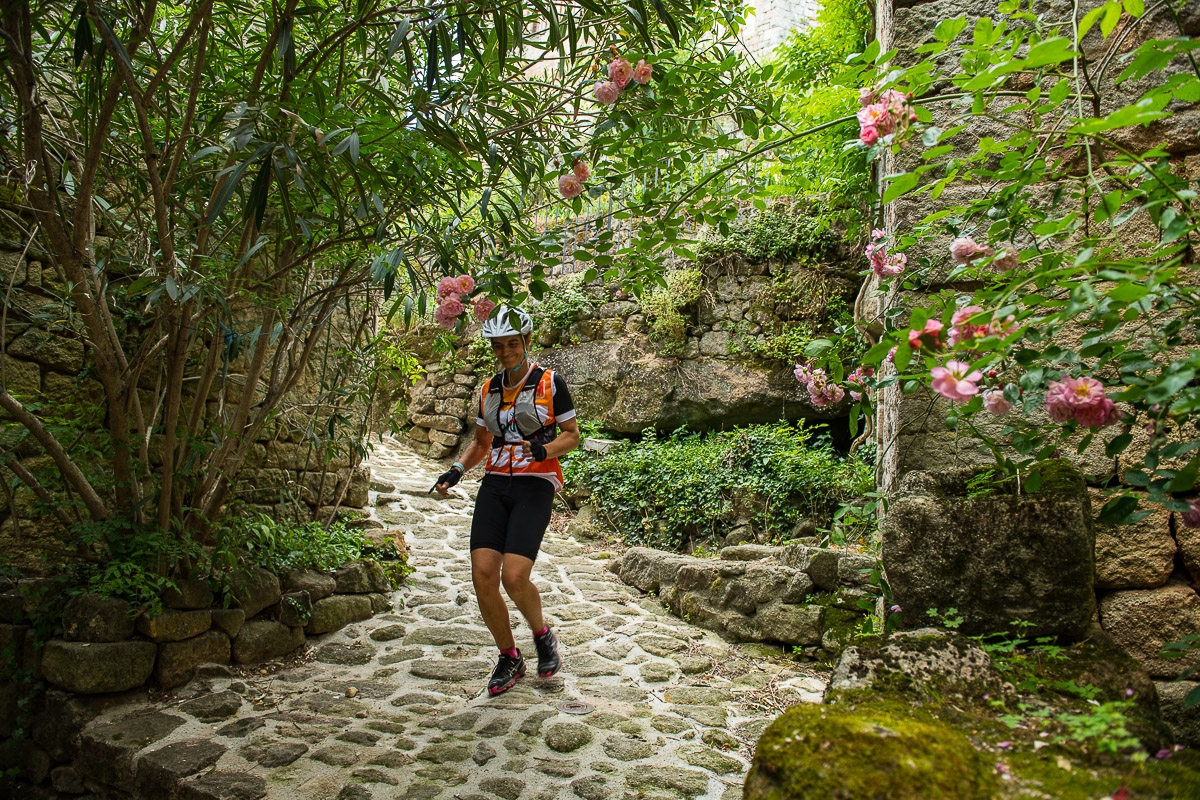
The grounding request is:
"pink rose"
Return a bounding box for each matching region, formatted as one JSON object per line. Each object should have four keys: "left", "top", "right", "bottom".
{"left": 949, "top": 236, "right": 993, "bottom": 265}
{"left": 608, "top": 57, "right": 633, "bottom": 89}
{"left": 988, "top": 315, "right": 1017, "bottom": 337}
{"left": 572, "top": 160, "right": 590, "bottom": 182}
{"left": 983, "top": 389, "right": 1014, "bottom": 416}
{"left": 593, "top": 80, "right": 620, "bottom": 105}
{"left": 871, "top": 228, "right": 887, "bottom": 240}
{"left": 857, "top": 103, "right": 888, "bottom": 129}
{"left": 794, "top": 363, "right": 814, "bottom": 386}
{"left": 435, "top": 293, "right": 464, "bottom": 328}
{"left": 455, "top": 274, "right": 475, "bottom": 295}
{"left": 948, "top": 306, "right": 987, "bottom": 347}
{"left": 558, "top": 173, "right": 583, "bottom": 199}
{"left": 876, "top": 252, "right": 906, "bottom": 278}
{"left": 805, "top": 369, "right": 845, "bottom": 407}
{"left": 908, "top": 319, "right": 944, "bottom": 350}
{"left": 633, "top": 59, "right": 652, "bottom": 85}
{"left": 992, "top": 244, "right": 1020, "bottom": 271}
{"left": 860, "top": 125, "right": 879, "bottom": 146}
{"left": 1044, "top": 380, "right": 1075, "bottom": 423}
{"left": 931, "top": 361, "right": 983, "bottom": 402}
{"left": 1183, "top": 499, "right": 1200, "bottom": 529}
{"left": 859, "top": 86, "right": 876, "bottom": 107}
{"left": 437, "top": 276, "right": 459, "bottom": 298}
{"left": 473, "top": 297, "right": 496, "bottom": 321}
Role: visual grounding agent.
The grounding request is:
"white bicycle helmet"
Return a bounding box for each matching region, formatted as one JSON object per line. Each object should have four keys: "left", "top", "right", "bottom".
{"left": 481, "top": 305, "right": 533, "bottom": 338}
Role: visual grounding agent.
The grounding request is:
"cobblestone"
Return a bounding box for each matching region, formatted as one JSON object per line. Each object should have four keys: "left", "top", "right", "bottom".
{"left": 64, "top": 440, "right": 828, "bottom": 799}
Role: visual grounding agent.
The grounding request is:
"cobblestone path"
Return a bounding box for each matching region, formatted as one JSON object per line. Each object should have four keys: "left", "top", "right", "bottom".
{"left": 98, "top": 442, "right": 829, "bottom": 800}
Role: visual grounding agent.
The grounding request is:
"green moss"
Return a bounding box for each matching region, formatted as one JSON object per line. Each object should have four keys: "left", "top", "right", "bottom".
{"left": 1003, "top": 749, "right": 1200, "bottom": 800}
{"left": 1026, "top": 458, "right": 1085, "bottom": 496}
{"left": 745, "top": 701, "right": 996, "bottom": 800}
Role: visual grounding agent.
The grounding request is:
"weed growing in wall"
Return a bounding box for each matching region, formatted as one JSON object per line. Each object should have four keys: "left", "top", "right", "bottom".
{"left": 642, "top": 269, "right": 703, "bottom": 354}
{"left": 532, "top": 273, "right": 595, "bottom": 331}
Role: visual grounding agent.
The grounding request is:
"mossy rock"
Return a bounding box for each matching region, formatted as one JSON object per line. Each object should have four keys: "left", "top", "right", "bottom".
{"left": 745, "top": 701, "right": 996, "bottom": 800}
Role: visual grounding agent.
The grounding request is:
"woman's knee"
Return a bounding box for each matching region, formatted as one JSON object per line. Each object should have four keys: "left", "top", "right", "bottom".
{"left": 472, "top": 563, "right": 501, "bottom": 592}
{"left": 500, "top": 566, "right": 531, "bottom": 595}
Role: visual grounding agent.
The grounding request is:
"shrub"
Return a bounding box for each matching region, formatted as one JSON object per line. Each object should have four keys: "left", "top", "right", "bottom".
{"left": 215, "top": 513, "right": 367, "bottom": 575}
{"left": 564, "top": 422, "right": 872, "bottom": 551}
{"left": 698, "top": 208, "right": 842, "bottom": 264}
{"left": 533, "top": 272, "right": 594, "bottom": 330}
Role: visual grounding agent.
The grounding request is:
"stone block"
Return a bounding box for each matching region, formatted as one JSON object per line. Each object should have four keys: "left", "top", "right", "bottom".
{"left": 155, "top": 630, "right": 231, "bottom": 689}
{"left": 279, "top": 591, "right": 312, "bottom": 627}
{"left": 434, "top": 397, "right": 471, "bottom": 418}
{"left": 7, "top": 330, "right": 83, "bottom": 372}
{"left": 305, "top": 594, "right": 373, "bottom": 635}
{"left": 211, "top": 608, "right": 245, "bottom": 639}
{"left": 434, "top": 384, "right": 471, "bottom": 399}
{"left": 882, "top": 461, "right": 1096, "bottom": 639}
{"left": 1092, "top": 496, "right": 1176, "bottom": 589}
{"left": 699, "top": 331, "right": 730, "bottom": 357}
{"left": 43, "top": 373, "right": 104, "bottom": 407}
{"left": 407, "top": 426, "right": 431, "bottom": 443}
{"left": 162, "top": 578, "right": 214, "bottom": 611}
{"left": 42, "top": 640, "right": 157, "bottom": 693}
{"left": 411, "top": 413, "right": 465, "bottom": 433}
{"left": 719, "top": 544, "right": 784, "bottom": 561}
{"left": 33, "top": 689, "right": 131, "bottom": 762}
{"left": 228, "top": 566, "right": 281, "bottom": 619}
{"left": 1, "top": 355, "right": 39, "bottom": 398}
{"left": 230, "top": 620, "right": 305, "bottom": 665}
{"left": 332, "top": 560, "right": 390, "bottom": 593}
{"left": 837, "top": 554, "right": 876, "bottom": 587}
{"left": 1156, "top": 680, "right": 1200, "bottom": 748}
{"left": 177, "top": 771, "right": 268, "bottom": 800}
{"left": 0, "top": 623, "right": 28, "bottom": 680}
{"left": 1176, "top": 524, "right": 1200, "bottom": 585}
{"left": 283, "top": 568, "right": 335, "bottom": 601}
{"left": 136, "top": 609, "right": 212, "bottom": 643}
{"left": 755, "top": 602, "right": 823, "bottom": 646}
{"left": 427, "top": 429, "right": 459, "bottom": 448}
{"left": 135, "top": 738, "right": 227, "bottom": 798}
{"left": 77, "top": 710, "right": 185, "bottom": 787}
{"left": 61, "top": 594, "right": 135, "bottom": 643}
{"left": 1099, "top": 584, "right": 1200, "bottom": 678}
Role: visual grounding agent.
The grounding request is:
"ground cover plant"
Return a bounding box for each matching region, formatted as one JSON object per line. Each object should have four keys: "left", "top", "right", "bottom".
{"left": 564, "top": 422, "right": 872, "bottom": 552}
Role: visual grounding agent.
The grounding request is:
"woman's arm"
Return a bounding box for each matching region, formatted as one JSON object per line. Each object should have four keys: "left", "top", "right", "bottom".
{"left": 435, "top": 424, "right": 493, "bottom": 495}
{"left": 534, "top": 417, "right": 580, "bottom": 461}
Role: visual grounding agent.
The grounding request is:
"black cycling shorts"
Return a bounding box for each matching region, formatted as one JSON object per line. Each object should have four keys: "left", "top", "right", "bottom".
{"left": 470, "top": 474, "right": 555, "bottom": 561}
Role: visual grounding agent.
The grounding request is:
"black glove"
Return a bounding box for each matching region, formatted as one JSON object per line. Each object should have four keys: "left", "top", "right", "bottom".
{"left": 528, "top": 441, "right": 547, "bottom": 462}
{"left": 432, "top": 467, "right": 461, "bottom": 492}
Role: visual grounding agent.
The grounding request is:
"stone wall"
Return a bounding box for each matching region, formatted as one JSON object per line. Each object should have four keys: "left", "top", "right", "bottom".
{"left": 394, "top": 256, "right": 859, "bottom": 454}
{"left": 0, "top": 237, "right": 371, "bottom": 573}
{"left": 873, "top": 0, "right": 1200, "bottom": 683}
{"left": 0, "top": 556, "right": 401, "bottom": 795}
{"left": 610, "top": 544, "right": 879, "bottom": 660}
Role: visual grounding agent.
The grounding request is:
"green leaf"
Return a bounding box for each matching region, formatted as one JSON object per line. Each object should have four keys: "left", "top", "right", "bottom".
{"left": 934, "top": 17, "right": 967, "bottom": 43}
{"left": 243, "top": 157, "right": 272, "bottom": 228}
{"left": 387, "top": 19, "right": 410, "bottom": 59}
{"left": 1079, "top": 5, "right": 1106, "bottom": 38}
{"left": 804, "top": 339, "right": 834, "bottom": 358}
{"left": 894, "top": 342, "right": 913, "bottom": 373}
{"left": 1101, "top": 1, "right": 1123, "bottom": 37}
{"left": 882, "top": 172, "right": 920, "bottom": 204}
{"left": 95, "top": 14, "right": 134, "bottom": 78}
{"left": 1167, "top": 455, "right": 1200, "bottom": 494}
{"left": 1123, "top": 0, "right": 1144, "bottom": 16}
{"left": 1098, "top": 495, "right": 1139, "bottom": 525}
{"left": 73, "top": 14, "right": 93, "bottom": 67}
{"left": 1105, "top": 433, "right": 1133, "bottom": 458}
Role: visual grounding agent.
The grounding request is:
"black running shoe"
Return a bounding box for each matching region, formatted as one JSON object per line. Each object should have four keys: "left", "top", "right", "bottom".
{"left": 487, "top": 651, "right": 526, "bottom": 697}
{"left": 533, "top": 627, "right": 561, "bottom": 678}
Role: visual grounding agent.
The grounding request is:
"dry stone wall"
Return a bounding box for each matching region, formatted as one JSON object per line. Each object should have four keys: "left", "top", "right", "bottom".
{"left": 395, "top": 258, "right": 860, "bottom": 457}
{"left": 0, "top": 236, "right": 370, "bottom": 573}
{"left": 873, "top": 0, "right": 1200, "bottom": 730}
{"left": 610, "top": 544, "right": 879, "bottom": 660}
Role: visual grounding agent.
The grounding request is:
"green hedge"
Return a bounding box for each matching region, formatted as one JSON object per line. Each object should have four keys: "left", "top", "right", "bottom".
{"left": 564, "top": 423, "right": 872, "bottom": 551}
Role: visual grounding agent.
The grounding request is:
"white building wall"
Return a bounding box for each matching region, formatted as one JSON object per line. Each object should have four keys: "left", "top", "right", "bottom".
{"left": 741, "top": 0, "right": 821, "bottom": 58}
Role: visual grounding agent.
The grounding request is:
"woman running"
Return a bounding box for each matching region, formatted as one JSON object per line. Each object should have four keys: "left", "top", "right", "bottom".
{"left": 434, "top": 306, "right": 580, "bottom": 696}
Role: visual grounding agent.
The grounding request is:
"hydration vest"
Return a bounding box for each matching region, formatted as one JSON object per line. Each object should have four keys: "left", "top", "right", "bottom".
{"left": 481, "top": 366, "right": 557, "bottom": 448}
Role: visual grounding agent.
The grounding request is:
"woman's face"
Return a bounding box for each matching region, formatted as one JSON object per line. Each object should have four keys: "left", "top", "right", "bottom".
{"left": 490, "top": 334, "right": 528, "bottom": 371}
